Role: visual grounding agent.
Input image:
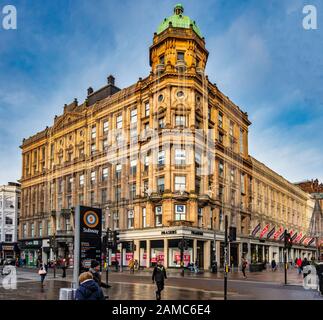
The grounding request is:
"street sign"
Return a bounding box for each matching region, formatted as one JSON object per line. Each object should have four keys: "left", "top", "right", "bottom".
{"left": 73, "top": 206, "right": 102, "bottom": 288}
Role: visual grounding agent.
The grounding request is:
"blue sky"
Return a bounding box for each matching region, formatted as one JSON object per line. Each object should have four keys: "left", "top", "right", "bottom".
{"left": 0, "top": 0, "right": 322, "bottom": 184}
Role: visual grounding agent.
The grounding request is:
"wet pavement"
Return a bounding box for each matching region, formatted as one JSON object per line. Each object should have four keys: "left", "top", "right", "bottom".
{"left": 0, "top": 267, "right": 321, "bottom": 300}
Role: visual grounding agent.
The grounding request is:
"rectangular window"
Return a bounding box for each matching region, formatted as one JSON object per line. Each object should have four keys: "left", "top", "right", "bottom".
{"left": 91, "top": 171, "right": 96, "bottom": 184}
{"left": 157, "top": 176, "right": 165, "bottom": 193}
{"left": 218, "top": 112, "right": 223, "bottom": 128}
{"left": 67, "top": 195, "right": 72, "bottom": 209}
{"left": 177, "top": 51, "right": 185, "bottom": 61}
{"left": 79, "top": 174, "right": 84, "bottom": 187}
{"left": 130, "top": 159, "right": 137, "bottom": 176}
{"left": 155, "top": 206, "right": 162, "bottom": 227}
{"left": 91, "top": 143, "right": 96, "bottom": 154}
{"left": 157, "top": 150, "right": 165, "bottom": 166}
{"left": 219, "top": 132, "right": 224, "bottom": 144}
{"left": 102, "top": 167, "right": 108, "bottom": 181}
{"left": 31, "top": 223, "right": 35, "bottom": 238}
{"left": 67, "top": 176, "right": 73, "bottom": 193}
{"left": 113, "top": 212, "right": 119, "bottom": 229}
{"left": 159, "top": 55, "right": 165, "bottom": 64}
{"left": 175, "top": 115, "right": 186, "bottom": 126}
{"left": 79, "top": 193, "right": 84, "bottom": 205}
{"left": 219, "top": 160, "right": 224, "bottom": 177}
{"left": 47, "top": 221, "right": 51, "bottom": 236}
{"left": 129, "top": 184, "right": 136, "bottom": 200}
{"left": 5, "top": 234, "right": 13, "bottom": 242}
{"left": 66, "top": 218, "right": 71, "bottom": 231}
{"left": 91, "top": 125, "right": 96, "bottom": 139}
{"left": 145, "top": 102, "right": 150, "bottom": 117}
{"left": 115, "top": 186, "right": 121, "bottom": 202}
{"left": 230, "top": 167, "right": 235, "bottom": 183}
{"left": 229, "top": 121, "right": 234, "bottom": 136}
{"left": 219, "top": 185, "right": 224, "bottom": 202}
{"left": 175, "top": 149, "right": 186, "bottom": 165}
{"left": 175, "top": 176, "right": 186, "bottom": 192}
{"left": 144, "top": 156, "right": 149, "bottom": 172}
{"left": 128, "top": 210, "right": 134, "bottom": 229}
{"left": 23, "top": 224, "right": 27, "bottom": 238}
{"left": 116, "top": 164, "right": 122, "bottom": 179}
{"left": 175, "top": 204, "right": 186, "bottom": 221}
{"left": 158, "top": 118, "right": 165, "bottom": 129}
{"left": 101, "top": 188, "right": 107, "bottom": 204}
{"left": 130, "top": 109, "right": 137, "bottom": 124}
{"left": 116, "top": 114, "right": 123, "bottom": 129}
{"left": 5, "top": 217, "right": 13, "bottom": 225}
{"left": 39, "top": 223, "right": 42, "bottom": 237}
{"left": 103, "top": 120, "right": 109, "bottom": 134}
{"left": 142, "top": 208, "right": 147, "bottom": 228}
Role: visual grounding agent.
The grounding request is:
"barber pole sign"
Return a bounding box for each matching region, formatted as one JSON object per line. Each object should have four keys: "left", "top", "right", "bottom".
{"left": 259, "top": 224, "right": 270, "bottom": 239}
{"left": 267, "top": 227, "right": 276, "bottom": 239}
{"left": 294, "top": 232, "right": 303, "bottom": 243}
{"left": 307, "top": 238, "right": 315, "bottom": 246}
{"left": 251, "top": 223, "right": 261, "bottom": 237}
{"left": 273, "top": 226, "right": 284, "bottom": 240}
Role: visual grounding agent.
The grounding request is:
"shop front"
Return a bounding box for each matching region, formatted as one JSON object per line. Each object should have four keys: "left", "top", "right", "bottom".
{"left": 19, "top": 239, "right": 42, "bottom": 267}
{"left": 0, "top": 243, "right": 19, "bottom": 260}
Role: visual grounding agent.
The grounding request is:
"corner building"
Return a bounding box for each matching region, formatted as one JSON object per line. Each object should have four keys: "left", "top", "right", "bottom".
{"left": 19, "top": 5, "right": 316, "bottom": 268}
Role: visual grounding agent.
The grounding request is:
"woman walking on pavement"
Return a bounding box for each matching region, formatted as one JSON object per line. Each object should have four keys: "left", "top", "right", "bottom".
{"left": 152, "top": 260, "right": 167, "bottom": 300}
{"left": 38, "top": 262, "right": 47, "bottom": 288}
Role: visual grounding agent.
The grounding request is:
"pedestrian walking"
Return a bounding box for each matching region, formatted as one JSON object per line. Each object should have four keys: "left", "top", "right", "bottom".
{"left": 75, "top": 272, "right": 105, "bottom": 300}
{"left": 89, "top": 260, "right": 102, "bottom": 286}
{"left": 301, "top": 257, "right": 310, "bottom": 278}
{"left": 128, "top": 258, "right": 135, "bottom": 274}
{"left": 38, "top": 263, "right": 47, "bottom": 288}
{"left": 241, "top": 256, "right": 248, "bottom": 278}
{"left": 61, "top": 258, "right": 67, "bottom": 278}
{"left": 152, "top": 260, "right": 167, "bottom": 300}
{"left": 271, "top": 259, "right": 277, "bottom": 272}
{"left": 134, "top": 259, "right": 139, "bottom": 271}
{"left": 296, "top": 257, "right": 302, "bottom": 274}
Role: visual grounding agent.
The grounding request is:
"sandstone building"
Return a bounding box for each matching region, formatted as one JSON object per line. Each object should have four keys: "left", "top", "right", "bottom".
{"left": 19, "top": 5, "right": 316, "bottom": 268}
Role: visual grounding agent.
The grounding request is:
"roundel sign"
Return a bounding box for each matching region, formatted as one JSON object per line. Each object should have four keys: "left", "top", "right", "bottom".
{"left": 83, "top": 210, "right": 99, "bottom": 228}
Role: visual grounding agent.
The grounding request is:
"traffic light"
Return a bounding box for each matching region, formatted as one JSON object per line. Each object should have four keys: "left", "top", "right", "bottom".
{"left": 284, "top": 231, "right": 292, "bottom": 249}
{"left": 115, "top": 231, "right": 120, "bottom": 243}
{"left": 229, "top": 227, "right": 237, "bottom": 242}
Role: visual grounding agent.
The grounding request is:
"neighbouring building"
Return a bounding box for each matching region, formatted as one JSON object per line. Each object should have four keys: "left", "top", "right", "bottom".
{"left": 0, "top": 182, "right": 20, "bottom": 261}
{"left": 19, "top": 4, "right": 316, "bottom": 269}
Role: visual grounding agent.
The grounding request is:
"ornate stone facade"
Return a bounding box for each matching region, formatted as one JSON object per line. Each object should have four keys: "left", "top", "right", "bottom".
{"left": 19, "top": 5, "right": 316, "bottom": 268}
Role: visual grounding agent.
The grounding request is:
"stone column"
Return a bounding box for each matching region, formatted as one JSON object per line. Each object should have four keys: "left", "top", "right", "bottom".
{"left": 193, "top": 239, "right": 197, "bottom": 263}
{"left": 204, "top": 240, "right": 211, "bottom": 270}
{"left": 134, "top": 240, "right": 140, "bottom": 262}
{"left": 163, "top": 238, "right": 168, "bottom": 268}
{"left": 146, "top": 239, "right": 151, "bottom": 268}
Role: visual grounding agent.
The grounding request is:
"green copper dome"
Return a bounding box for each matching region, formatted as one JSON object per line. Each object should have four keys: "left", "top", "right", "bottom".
{"left": 157, "top": 4, "right": 202, "bottom": 38}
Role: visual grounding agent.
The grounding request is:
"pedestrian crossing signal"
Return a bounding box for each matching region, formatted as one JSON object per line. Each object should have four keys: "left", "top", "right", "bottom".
{"left": 284, "top": 231, "right": 292, "bottom": 249}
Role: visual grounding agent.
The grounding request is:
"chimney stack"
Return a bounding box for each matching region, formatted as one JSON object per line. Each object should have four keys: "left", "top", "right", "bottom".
{"left": 87, "top": 87, "right": 94, "bottom": 96}
{"left": 107, "top": 75, "right": 115, "bottom": 86}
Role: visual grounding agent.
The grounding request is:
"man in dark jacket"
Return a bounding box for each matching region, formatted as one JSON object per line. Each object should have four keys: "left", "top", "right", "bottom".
{"left": 75, "top": 272, "right": 105, "bottom": 300}
{"left": 89, "top": 260, "right": 102, "bottom": 286}
{"left": 152, "top": 260, "right": 167, "bottom": 300}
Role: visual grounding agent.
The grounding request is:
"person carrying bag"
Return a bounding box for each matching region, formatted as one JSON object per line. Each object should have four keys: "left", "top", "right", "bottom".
{"left": 38, "top": 263, "right": 47, "bottom": 288}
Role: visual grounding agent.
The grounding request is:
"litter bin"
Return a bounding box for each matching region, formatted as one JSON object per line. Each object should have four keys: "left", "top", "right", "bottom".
{"left": 59, "top": 288, "right": 77, "bottom": 300}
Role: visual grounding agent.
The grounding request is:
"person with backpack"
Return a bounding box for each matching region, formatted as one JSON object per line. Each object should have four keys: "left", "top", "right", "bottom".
{"left": 152, "top": 260, "right": 167, "bottom": 300}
